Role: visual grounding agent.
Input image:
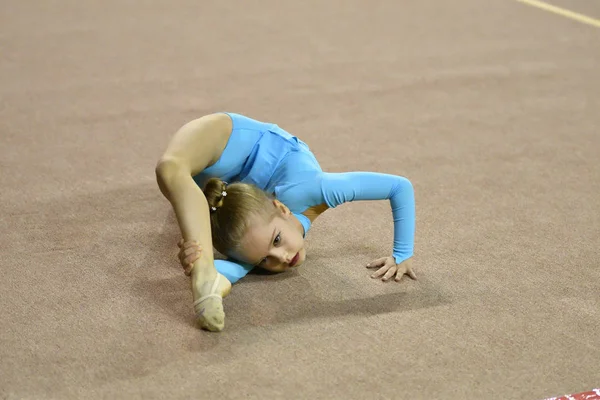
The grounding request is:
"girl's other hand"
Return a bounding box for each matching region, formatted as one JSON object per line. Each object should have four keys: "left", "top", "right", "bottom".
{"left": 366, "top": 257, "right": 417, "bottom": 282}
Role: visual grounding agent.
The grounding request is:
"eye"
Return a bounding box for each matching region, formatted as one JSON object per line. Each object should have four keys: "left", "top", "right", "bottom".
{"left": 274, "top": 233, "right": 281, "bottom": 246}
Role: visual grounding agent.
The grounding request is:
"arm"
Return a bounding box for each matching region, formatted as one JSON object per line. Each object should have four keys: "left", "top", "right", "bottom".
{"left": 155, "top": 113, "right": 232, "bottom": 279}
{"left": 319, "top": 172, "right": 415, "bottom": 265}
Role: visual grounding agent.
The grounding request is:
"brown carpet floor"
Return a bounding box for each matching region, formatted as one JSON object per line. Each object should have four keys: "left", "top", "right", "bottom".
{"left": 2, "top": 0, "right": 599, "bottom": 399}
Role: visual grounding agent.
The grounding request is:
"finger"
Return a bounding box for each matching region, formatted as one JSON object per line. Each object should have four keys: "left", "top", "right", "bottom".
{"left": 179, "top": 239, "right": 199, "bottom": 249}
{"left": 394, "top": 271, "right": 404, "bottom": 282}
{"left": 366, "top": 257, "right": 388, "bottom": 269}
{"left": 182, "top": 240, "right": 200, "bottom": 250}
{"left": 179, "top": 247, "right": 200, "bottom": 266}
{"left": 407, "top": 268, "right": 417, "bottom": 280}
{"left": 178, "top": 246, "right": 191, "bottom": 259}
{"left": 184, "top": 252, "right": 201, "bottom": 267}
{"left": 381, "top": 265, "right": 397, "bottom": 282}
{"left": 183, "top": 246, "right": 201, "bottom": 257}
{"left": 371, "top": 265, "right": 390, "bottom": 279}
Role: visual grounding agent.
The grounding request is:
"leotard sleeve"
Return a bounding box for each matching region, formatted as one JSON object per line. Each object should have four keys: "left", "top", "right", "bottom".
{"left": 318, "top": 172, "right": 415, "bottom": 265}
{"left": 214, "top": 259, "right": 254, "bottom": 284}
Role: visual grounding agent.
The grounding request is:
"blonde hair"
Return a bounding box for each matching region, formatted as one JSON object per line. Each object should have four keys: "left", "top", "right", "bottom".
{"left": 203, "top": 178, "right": 277, "bottom": 257}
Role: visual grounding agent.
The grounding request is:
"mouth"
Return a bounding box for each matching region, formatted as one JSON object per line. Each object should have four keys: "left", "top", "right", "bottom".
{"left": 289, "top": 252, "right": 300, "bottom": 267}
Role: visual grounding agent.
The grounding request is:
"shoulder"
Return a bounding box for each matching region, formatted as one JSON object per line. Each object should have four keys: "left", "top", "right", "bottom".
{"left": 187, "top": 112, "right": 233, "bottom": 138}
{"left": 157, "top": 113, "right": 234, "bottom": 177}
{"left": 183, "top": 113, "right": 234, "bottom": 165}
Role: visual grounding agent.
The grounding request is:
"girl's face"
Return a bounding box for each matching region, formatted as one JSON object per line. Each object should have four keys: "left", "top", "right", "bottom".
{"left": 236, "top": 200, "right": 306, "bottom": 273}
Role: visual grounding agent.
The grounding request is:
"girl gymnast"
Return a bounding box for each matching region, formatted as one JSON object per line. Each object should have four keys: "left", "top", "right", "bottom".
{"left": 155, "top": 112, "right": 416, "bottom": 332}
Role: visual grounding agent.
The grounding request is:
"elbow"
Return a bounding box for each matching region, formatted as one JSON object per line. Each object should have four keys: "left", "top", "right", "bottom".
{"left": 156, "top": 156, "right": 187, "bottom": 180}
{"left": 155, "top": 158, "right": 174, "bottom": 186}
{"left": 393, "top": 176, "right": 414, "bottom": 199}
{"left": 397, "top": 175, "right": 413, "bottom": 191}
{"left": 155, "top": 157, "right": 188, "bottom": 195}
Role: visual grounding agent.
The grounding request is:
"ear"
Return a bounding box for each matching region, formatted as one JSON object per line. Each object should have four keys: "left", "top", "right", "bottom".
{"left": 272, "top": 199, "right": 291, "bottom": 217}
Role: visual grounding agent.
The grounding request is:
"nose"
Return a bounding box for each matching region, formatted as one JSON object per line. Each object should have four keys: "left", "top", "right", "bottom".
{"left": 271, "top": 248, "right": 291, "bottom": 265}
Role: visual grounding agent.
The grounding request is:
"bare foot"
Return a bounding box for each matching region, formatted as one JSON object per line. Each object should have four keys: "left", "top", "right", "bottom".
{"left": 192, "top": 272, "right": 232, "bottom": 332}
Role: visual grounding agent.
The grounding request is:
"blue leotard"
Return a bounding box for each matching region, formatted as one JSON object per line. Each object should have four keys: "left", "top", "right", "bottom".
{"left": 193, "top": 113, "right": 415, "bottom": 283}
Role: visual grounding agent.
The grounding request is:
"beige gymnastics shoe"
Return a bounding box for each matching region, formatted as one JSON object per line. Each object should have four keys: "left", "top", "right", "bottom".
{"left": 193, "top": 273, "right": 231, "bottom": 332}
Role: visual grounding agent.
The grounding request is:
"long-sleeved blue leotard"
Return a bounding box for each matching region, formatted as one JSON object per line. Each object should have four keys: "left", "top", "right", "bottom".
{"left": 193, "top": 113, "right": 415, "bottom": 283}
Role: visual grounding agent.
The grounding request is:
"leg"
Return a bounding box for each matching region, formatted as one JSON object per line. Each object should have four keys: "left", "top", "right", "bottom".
{"left": 155, "top": 114, "right": 233, "bottom": 331}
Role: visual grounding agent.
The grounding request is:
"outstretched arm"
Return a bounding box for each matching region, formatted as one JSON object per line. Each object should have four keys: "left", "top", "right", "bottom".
{"left": 319, "top": 172, "right": 416, "bottom": 265}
